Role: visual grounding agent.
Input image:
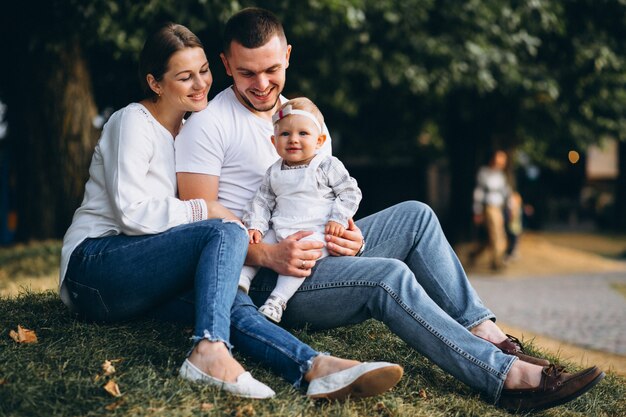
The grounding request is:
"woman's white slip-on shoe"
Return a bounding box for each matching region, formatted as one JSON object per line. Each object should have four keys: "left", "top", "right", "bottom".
{"left": 179, "top": 359, "right": 275, "bottom": 399}
{"left": 306, "top": 362, "right": 403, "bottom": 400}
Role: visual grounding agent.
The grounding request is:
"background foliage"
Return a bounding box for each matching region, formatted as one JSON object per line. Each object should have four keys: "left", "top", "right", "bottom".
{"left": 1, "top": 0, "right": 625, "bottom": 241}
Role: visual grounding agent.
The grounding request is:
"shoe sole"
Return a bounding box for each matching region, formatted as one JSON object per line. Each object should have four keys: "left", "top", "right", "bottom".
{"left": 506, "top": 369, "right": 606, "bottom": 412}
{"left": 308, "top": 365, "right": 403, "bottom": 400}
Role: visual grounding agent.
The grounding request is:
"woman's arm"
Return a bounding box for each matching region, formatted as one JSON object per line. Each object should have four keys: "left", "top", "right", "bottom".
{"left": 103, "top": 108, "right": 206, "bottom": 235}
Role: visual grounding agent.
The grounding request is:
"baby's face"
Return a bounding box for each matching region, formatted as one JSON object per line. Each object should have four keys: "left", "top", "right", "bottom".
{"left": 272, "top": 114, "right": 324, "bottom": 165}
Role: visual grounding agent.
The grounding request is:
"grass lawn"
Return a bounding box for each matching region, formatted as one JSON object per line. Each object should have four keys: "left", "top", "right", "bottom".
{"left": 1, "top": 242, "right": 625, "bottom": 416}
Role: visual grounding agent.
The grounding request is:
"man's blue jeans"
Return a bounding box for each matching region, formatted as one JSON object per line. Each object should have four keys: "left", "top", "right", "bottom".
{"left": 249, "top": 201, "right": 516, "bottom": 403}
{"left": 64, "top": 219, "right": 250, "bottom": 349}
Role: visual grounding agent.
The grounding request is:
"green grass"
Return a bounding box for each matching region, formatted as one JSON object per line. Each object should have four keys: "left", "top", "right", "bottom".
{"left": 1, "top": 241, "right": 625, "bottom": 416}
{"left": 1, "top": 291, "right": 624, "bottom": 417}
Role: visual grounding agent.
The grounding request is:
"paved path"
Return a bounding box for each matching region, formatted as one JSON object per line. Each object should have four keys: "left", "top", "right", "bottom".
{"left": 470, "top": 272, "right": 626, "bottom": 355}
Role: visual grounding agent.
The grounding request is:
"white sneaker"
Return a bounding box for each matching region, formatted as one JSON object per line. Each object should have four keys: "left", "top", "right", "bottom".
{"left": 258, "top": 295, "right": 287, "bottom": 323}
{"left": 179, "top": 359, "right": 275, "bottom": 399}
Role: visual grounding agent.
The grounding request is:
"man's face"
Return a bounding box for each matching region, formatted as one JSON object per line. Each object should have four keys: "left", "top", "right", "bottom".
{"left": 220, "top": 35, "right": 291, "bottom": 116}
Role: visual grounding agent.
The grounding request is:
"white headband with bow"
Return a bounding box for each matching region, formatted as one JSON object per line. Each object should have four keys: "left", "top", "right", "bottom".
{"left": 272, "top": 104, "right": 322, "bottom": 132}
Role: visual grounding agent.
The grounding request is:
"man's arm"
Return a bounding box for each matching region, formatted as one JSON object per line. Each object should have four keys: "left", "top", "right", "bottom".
{"left": 177, "top": 173, "right": 239, "bottom": 222}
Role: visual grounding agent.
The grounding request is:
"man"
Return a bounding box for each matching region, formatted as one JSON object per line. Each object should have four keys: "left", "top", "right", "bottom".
{"left": 175, "top": 7, "right": 604, "bottom": 411}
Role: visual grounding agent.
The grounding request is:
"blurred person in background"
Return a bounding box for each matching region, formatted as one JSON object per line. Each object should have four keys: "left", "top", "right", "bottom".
{"left": 470, "top": 150, "right": 511, "bottom": 271}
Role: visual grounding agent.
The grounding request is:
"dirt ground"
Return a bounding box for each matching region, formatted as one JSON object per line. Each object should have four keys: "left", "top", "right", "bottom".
{"left": 456, "top": 231, "right": 626, "bottom": 376}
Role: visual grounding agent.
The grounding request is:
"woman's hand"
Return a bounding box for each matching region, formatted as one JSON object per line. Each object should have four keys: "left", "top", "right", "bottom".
{"left": 326, "top": 218, "right": 364, "bottom": 257}
{"left": 247, "top": 230, "right": 324, "bottom": 277}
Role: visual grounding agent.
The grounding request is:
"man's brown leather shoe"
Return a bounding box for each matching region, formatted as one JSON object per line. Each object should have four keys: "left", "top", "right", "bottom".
{"left": 493, "top": 334, "right": 551, "bottom": 366}
{"left": 498, "top": 364, "right": 605, "bottom": 412}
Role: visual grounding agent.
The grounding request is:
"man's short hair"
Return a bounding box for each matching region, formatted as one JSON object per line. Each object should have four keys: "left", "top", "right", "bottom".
{"left": 223, "top": 7, "right": 286, "bottom": 55}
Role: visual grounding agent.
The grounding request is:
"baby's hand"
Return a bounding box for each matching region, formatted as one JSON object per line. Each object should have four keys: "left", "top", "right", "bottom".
{"left": 249, "top": 229, "right": 263, "bottom": 244}
{"left": 325, "top": 221, "right": 345, "bottom": 237}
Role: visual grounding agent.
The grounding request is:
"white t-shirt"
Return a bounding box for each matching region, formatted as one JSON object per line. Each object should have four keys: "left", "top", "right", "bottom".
{"left": 472, "top": 166, "right": 510, "bottom": 214}
{"left": 59, "top": 103, "right": 206, "bottom": 305}
{"left": 175, "top": 87, "right": 332, "bottom": 218}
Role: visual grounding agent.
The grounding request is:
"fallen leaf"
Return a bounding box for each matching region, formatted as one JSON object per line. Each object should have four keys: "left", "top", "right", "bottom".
{"left": 103, "top": 380, "right": 122, "bottom": 397}
{"left": 104, "top": 399, "right": 124, "bottom": 410}
{"left": 0, "top": 379, "right": 7, "bottom": 386}
{"left": 418, "top": 388, "right": 428, "bottom": 399}
{"left": 373, "top": 401, "right": 394, "bottom": 417}
{"left": 101, "top": 360, "right": 116, "bottom": 376}
{"left": 200, "top": 403, "right": 214, "bottom": 411}
{"left": 9, "top": 325, "right": 38, "bottom": 344}
{"left": 234, "top": 404, "right": 255, "bottom": 417}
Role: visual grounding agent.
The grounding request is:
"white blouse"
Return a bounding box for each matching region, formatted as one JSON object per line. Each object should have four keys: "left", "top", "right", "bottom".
{"left": 59, "top": 103, "right": 207, "bottom": 305}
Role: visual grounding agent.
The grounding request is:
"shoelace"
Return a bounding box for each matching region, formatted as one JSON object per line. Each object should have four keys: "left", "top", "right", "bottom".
{"left": 505, "top": 334, "right": 526, "bottom": 353}
{"left": 543, "top": 364, "right": 566, "bottom": 378}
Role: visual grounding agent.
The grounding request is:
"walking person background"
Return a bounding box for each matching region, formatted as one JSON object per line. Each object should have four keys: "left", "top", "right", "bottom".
{"left": 470, "top": 149, "right": 511, "bottom": 270}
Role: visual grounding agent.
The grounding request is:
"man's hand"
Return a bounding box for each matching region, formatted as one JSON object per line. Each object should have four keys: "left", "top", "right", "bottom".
{"left": 247, "top": 230, "right": 324, "bottom": 277}
{"left": 326, "top": 218, "right": 364, "bottom": 257}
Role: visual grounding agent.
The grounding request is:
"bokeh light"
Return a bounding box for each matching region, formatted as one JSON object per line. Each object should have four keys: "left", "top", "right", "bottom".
{"left": 568, "top": 150, "right": 580, "bottom": 164}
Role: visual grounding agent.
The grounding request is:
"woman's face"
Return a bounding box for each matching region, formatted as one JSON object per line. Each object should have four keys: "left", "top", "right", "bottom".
{"left": 156, "top": 46, "right": 212, "bottom": 113}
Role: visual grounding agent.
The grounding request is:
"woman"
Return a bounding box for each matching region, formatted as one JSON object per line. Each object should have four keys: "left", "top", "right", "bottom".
{"left": 60, "top": 23, "right": 402, "bottom": 400}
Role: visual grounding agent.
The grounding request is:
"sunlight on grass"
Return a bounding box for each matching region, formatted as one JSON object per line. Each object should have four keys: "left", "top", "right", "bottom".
{"left": 0, "top": 240, "right": 61, "bottom": 297}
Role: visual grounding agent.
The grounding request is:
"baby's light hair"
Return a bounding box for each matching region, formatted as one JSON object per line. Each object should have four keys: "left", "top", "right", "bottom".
{"left": 276, "top": 97, "right": 324, "bottom": 129}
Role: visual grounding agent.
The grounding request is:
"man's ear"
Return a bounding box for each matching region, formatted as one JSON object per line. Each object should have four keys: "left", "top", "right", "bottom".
{"left": 220, "top": 52, "right": 232, "bottom": 77}
{"left": 285, "top": 44, "right": 292, "bottom": 69}
{"left": 317, "top": 134, "right": 327, "bottom": 148}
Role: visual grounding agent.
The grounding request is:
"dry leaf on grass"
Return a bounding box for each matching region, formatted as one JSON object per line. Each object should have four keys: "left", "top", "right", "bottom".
{"left": 101, "top": 360, "right": 116, "bottom": 376}
{"left": 8, "top": 325, "right": 38, "bottom": 344}
{"left": 373, "top": 401, "right": 394, "bottom": 417}
{"left": 418, "top": 388, "right": 428, "bottom": 399}
{"left": 103, "top": 380, "right": 122, "bottom": 397}
{"left": 0, "top": 379, "right": 7, "bottom": 386}
{"left": 234, "top": 404, "right": 256, "bottom": 417}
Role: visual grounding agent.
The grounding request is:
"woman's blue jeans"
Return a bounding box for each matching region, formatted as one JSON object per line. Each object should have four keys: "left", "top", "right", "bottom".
{"left": 64, "top": 219, "right": 250, "bottom": 349}
{"left": 248, "top": 201, "right": 516, "bottom": 403}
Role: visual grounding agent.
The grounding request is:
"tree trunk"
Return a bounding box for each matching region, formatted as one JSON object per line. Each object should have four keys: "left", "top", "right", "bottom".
{"left": 7, "top": 39, "right": 98, "bottom": 240}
